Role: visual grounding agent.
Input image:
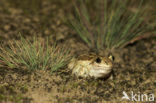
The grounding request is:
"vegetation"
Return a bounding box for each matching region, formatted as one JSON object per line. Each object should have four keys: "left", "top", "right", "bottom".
{"left": 0, "top": 37, "right": 71, "bottom": 72}
{"left": 69, "top": 0, "right": 149, "bottom": 51}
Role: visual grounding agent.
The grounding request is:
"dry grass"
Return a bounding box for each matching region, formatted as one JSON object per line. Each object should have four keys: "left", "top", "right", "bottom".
{"left": 0, "top": 37, "right": 72, "bottom": 72}
{"left": 68, "top": 0, "right": 150, "bottom": 51}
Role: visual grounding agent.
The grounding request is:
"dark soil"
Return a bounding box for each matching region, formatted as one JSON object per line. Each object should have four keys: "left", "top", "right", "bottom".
{"left": 0, "top": 0, "right": 155, "bottom": 103}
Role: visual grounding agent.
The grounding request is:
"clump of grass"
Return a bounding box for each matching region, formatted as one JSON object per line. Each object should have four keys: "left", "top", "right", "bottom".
{"left": 0, "top": 37, "right": 71, "bottom": 72}
{"left": 69, "top": 0, "right": 148, "bottom": 51}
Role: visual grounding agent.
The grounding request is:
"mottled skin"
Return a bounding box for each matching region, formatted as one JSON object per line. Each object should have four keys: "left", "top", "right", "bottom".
{"left": 68, "top": 53, "right": 113, "bottom": 78}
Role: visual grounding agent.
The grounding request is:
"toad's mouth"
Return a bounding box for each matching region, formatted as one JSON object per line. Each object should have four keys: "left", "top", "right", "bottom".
{"left": 91, "top": 67, "right": 112, "bottom": 73}
{"left": 89, "top": 67, "right": 112, "bottom": 77}
{"left": 93, "top": 66, "right": 112, "bottom": 70}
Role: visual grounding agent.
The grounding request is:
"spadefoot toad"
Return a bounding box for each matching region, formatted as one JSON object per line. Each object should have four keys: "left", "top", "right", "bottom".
{"left": 68, "top": 53, "right": 113, "bottom": 78}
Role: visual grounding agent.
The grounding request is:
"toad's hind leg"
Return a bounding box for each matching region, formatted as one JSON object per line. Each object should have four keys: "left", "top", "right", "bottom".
{"left": 72, "top": 64, "right": 90, "bottom": 77}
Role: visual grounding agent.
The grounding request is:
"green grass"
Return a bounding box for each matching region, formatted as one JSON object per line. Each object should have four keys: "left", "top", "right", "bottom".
{"left": 68, "top": 0, "right": 149, "bottom": 51}
{"left": 0, "top": 37, "right": 71, "bottom": 72}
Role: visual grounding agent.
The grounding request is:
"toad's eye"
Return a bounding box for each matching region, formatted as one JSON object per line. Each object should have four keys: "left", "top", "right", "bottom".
{"left": 95, "top": 57, "right": 101, "bottom": 63}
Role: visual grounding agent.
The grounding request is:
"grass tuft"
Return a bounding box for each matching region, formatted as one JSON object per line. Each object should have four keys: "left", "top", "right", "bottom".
{"left": 0, "top": 37, "right": 71, "bottom": 72}
{"left": 68, "top": 0, "right": 149, "bottom": 51}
